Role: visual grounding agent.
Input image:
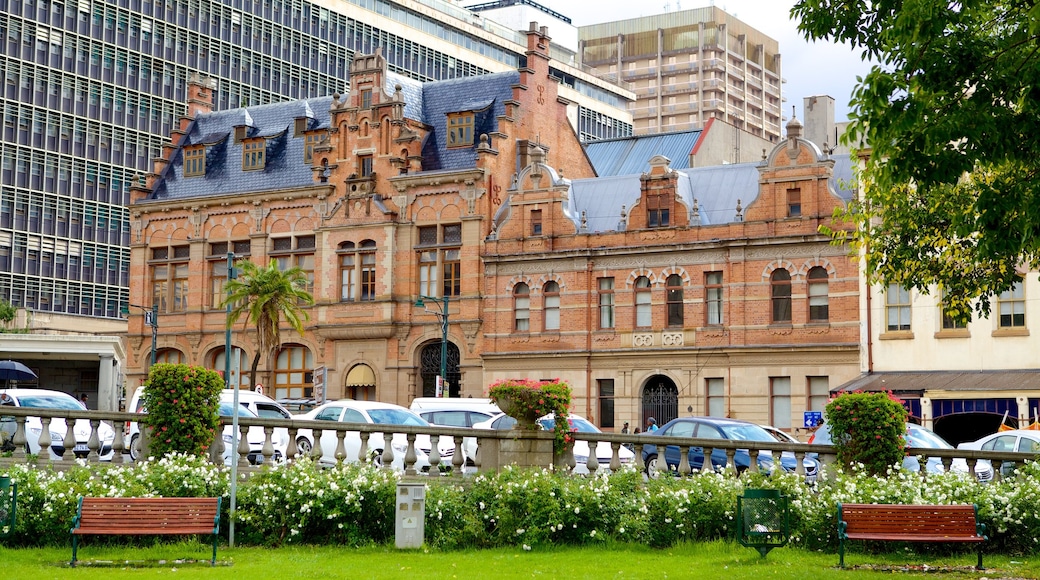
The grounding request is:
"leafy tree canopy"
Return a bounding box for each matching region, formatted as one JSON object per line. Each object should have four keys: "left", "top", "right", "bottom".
{"left": 794, "top": 1, "right": 1040, "bottom": 319}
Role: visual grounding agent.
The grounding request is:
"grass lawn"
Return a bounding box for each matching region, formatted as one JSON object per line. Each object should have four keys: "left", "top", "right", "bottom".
{"left": 2, "top": 540, "right": 1037, "bottom": 579}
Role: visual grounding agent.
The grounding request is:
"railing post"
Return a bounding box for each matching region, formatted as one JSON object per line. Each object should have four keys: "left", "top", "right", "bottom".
{"left": 381, "top": 432, "right": 394, "bottom": 468}
{"left": 262, "top": 426, "right": 275, "bottom": 465}
{"left": 405, "top": 432, "right": 419, "bottom": 476}
{"left": 87, "top": 419, "right": 101, "bottom": 461}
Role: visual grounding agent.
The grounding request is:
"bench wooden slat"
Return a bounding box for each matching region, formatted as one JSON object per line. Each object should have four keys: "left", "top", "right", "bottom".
{"left": 70, "top": 497, "right": 222, "bottom": 567}
{"left": 837, "top": 503, "right": 987, "bottom": 569}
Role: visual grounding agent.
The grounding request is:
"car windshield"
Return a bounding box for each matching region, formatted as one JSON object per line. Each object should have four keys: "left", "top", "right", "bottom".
{"left": 219, "top": 401, "right": 258, "bottom": 417}
{"left": 538, "top": 416, "right": 600, "bottom": 433}
{"left": 718, "top": 422, "right": 775, "bottom": 442}
{"left": 367, "top": 408, "right": 429, "bottom": 426}
{"left": 908, "top": 425, "right": 953, "bottom": 449}
{"left": 13, "top": 394, "right": 83, "bottom": 410}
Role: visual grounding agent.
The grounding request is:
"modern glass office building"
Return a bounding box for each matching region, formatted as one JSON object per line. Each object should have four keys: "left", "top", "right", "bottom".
{"left": 0, "top": 0, "right": 633, "bottom": 321}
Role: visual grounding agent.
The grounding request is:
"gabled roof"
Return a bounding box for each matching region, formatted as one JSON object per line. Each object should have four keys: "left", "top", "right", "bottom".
{"left": 583, "top": 130, "right": 704, "bottom": 177}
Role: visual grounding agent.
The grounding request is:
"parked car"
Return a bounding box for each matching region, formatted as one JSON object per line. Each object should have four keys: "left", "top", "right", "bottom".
{"left": 953, "top": 429, "right": 1040, "bottom": 482}
{"left": 761, "top": 425, "right": 800, "bottom": 444}
{"left": 294, "top": 400, "right": 453, "bottom": 472}
{"left": 808, "top": 421, "right": 987, "bottom": 478}
{"left": 409, "top": 397, "right": 501, "bottom": 428}
{"left": 126, "top": 386, "right": 288, "bottom": 464}
{"left": 469, "top": 413, "right": 635, "bottom": 475}
{"left": 642, "top": 416, "right": 819, "bottom": 483}
{"left": 0, "top": 388, "right": 115, "bottom": 460}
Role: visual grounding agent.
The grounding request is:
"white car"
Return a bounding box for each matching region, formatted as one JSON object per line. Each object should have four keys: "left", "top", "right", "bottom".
{"left": 295, "top": 400, "right": 453, "bottom": 472}
{"left": 126, "top": 386, "right": 288, "bottom": 464}
{"left": 409, "top": 397, "right": 501, "bottom": 428}
{"left": 953, "top": 429, "right": 1040, "bottom": 482}
{"left": 0, "top": 388, "right": 115, "bottom": 460}
{"left": 470, "top": 413, "right": 636, "bottom": 475}
{"left": 761, "top": 425, "right": 800, "bottom": 444}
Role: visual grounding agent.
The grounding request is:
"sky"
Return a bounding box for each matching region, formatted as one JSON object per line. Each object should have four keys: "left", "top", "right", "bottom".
{"left": 533, "top": 0, "right": 874, "bottom": 122}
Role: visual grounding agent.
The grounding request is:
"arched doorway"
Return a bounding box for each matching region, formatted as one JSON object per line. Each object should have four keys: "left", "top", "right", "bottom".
{"left": 419, "top": 341, "right": 461, "bottom": 397}
{"left": 641, "top": 375, "right": 679, "bottom": 429}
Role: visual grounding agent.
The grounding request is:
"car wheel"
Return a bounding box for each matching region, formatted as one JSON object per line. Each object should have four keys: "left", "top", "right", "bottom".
{"left": 129, "top": 434, "right": 140, "bottom": 461}
{"left": 295, "top": 437, "right": 313, "bottom": 457}
{"left": 645, "top": 454, "right": 660, "bottom": 479}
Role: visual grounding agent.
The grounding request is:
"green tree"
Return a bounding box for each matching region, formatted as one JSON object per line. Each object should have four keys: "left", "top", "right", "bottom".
{"left": 794, "top": 1, "right": 1040, "bottom": 318}
{"left": 222, "top": 259, "right": 314, "bottom": 389}
{"left": 0, "top": 299, "right": 16, "bottom": 330}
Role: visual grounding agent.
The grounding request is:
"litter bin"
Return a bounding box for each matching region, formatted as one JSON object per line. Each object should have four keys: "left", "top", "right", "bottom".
{"left": 736, "top": 488, "right": 789, "bottom": 557}
{"left": 0, "top": 474, "right": 16, "bottom": 539}
{"left": 395, "top": 482, "right": 425, "bottom": 549}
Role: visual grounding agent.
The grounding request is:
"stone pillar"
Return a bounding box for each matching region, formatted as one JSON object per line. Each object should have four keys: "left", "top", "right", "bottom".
{"left": 98, "top": 354, "right": 115, "bottom": 412}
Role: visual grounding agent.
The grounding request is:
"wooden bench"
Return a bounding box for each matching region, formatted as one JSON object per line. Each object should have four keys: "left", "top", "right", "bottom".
{"left": 837, "top": 503, "right": 987, "bottom": 569}
{"left": 70, "top": 497, "right": 222, "bottom": 567}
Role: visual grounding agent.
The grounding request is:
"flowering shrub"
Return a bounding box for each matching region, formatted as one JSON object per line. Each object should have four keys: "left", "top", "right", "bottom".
{"left": 142, "top": 363, "right": 224, "bottom": 459}
{"left": 8, "top": 455, "right": 1040, "bottom": 557}
{"left": 825, "top": 391, "right": 908, "bottom": 476}
{"left": 488, "top": 379, "right": 572, "bottom": 453}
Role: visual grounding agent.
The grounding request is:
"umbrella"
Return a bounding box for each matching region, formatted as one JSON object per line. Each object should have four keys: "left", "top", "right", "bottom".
{"left": 0, "top": 360, "right": 37, "bottom": 388}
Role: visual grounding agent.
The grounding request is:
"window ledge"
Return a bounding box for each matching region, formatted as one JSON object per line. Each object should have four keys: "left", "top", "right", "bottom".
{"left": 992, "top": 327, "right": 1029, "bottom": 338}
{"left": 879, "top": 330, "right": 914, "bottom": 340}
{"left": 934, "top": 329, "right": 970, "bottom": 339}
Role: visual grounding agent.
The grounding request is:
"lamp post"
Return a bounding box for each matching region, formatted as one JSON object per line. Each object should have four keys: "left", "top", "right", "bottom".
{"left": 414, "top": 294, "right": 449, "bottom": 397}
{"left": 123, "top": 303, "right": 158, "bottom": 367}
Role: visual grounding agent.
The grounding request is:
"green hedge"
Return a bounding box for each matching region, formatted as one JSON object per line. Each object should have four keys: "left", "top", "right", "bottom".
{"left": 3, "top": 456, "right": 1040, "bottom": 555}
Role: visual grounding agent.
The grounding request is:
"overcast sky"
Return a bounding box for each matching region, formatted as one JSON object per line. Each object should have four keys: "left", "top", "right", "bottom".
{"left": 534, "top": 0, "right": 873, "bottom": 122}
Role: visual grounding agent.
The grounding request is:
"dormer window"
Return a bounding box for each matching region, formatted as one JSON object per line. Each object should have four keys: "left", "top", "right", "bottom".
{"left": 184, "top": 145, "right": 205, "bottom": 177}
{"left": 242, "top": 138, "right": 265, "bottom": 170}
{"left": 304, "top": 131, "right": 325, "bottom": 164}
{"left": 447, "top": 112, "right": 474, "bottom": 148}
{"left": 647, "top": 192, "right": 671, "bottom": 227}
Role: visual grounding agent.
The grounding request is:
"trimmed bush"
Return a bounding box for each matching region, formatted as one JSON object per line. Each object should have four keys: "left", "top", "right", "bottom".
{"left": 142, "top": 363, "right": 224, "bottom": 459}
{"left": 825, "top": 391, "right": 908, "bottom": 476}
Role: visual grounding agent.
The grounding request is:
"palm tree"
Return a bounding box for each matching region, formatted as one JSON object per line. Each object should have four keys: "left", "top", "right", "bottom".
{"left": 222, "top": 259, "right": 314, "bottom": 389}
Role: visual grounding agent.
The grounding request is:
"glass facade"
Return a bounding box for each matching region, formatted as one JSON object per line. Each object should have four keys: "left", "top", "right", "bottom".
{"left": 0, "top": 0, "right": 631, "bottom": 319}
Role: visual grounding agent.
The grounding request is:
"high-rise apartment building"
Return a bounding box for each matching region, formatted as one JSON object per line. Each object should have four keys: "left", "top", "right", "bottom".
{"left": 0, "top": 0, "right": 633, "bottom": 327}
{"left": 578, "top": 6, "right": 783, "bottom": 140}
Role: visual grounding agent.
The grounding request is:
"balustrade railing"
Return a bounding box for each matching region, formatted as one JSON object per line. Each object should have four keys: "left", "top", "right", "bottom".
{"left": 1, "top": 407, "right": 1034, "bottom": 483}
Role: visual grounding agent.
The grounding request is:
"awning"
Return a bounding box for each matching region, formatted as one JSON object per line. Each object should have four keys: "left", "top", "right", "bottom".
{"left": 345, "top": 364, "right": 376, "bottom": 387}
{"left": 834, "top": 370, "right": 1040, "bottom": 393}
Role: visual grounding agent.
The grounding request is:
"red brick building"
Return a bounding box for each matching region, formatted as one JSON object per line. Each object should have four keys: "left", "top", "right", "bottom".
{"left": 126, "top": 25, "right": 859, "bottom": 435}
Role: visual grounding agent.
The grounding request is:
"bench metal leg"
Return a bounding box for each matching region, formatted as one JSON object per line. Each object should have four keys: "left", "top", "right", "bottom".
{"left": 70, "top": 535, "right": 79, "bottom": 567}
{"left": 212, "top": 533, "right": 218, "bottom": 566}
{"left": 838, "top": 538, "right": 845, "bottom": 568}
{"left": 978, "top": 547, "right": 983, "bottom": 570}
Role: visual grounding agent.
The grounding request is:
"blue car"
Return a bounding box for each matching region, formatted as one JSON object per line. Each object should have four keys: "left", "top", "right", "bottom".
{"left": 641, "top": 417, "right": 818, "bottom": 482}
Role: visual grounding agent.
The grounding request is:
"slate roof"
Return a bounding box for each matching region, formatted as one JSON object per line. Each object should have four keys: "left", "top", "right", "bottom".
{"left": 567, "top": 146, "right": 858, "bottom": 233}
{"left": 147, "top": 70, "right": 519, "bottom": 201}
{"left": 584, "top": 130, "right": 703, "bottom": 177}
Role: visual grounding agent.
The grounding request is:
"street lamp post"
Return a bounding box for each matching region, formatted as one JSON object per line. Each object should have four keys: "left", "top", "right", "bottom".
{"left": 124, "top": 303, "right": 158, "bottom": 367}
{"left": 414, "top": 294, "right": 449, "bottom": 397}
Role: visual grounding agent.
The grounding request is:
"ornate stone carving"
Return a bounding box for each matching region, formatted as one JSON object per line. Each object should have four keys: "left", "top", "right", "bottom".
{"left": 662, "top": 331, "right": 684, "bottom": 346}
{"left": 633, "top": 333, "right": 654, "bottom": 347}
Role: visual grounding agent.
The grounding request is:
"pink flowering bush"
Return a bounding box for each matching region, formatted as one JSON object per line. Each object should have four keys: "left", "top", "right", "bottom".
{"left": 141, "top": 363, "right": 224, "bottom": 459}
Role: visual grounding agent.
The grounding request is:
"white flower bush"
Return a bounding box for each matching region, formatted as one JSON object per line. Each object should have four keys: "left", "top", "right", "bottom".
{"left": 5, "top": 456, "right": 1040, "bottom": 555}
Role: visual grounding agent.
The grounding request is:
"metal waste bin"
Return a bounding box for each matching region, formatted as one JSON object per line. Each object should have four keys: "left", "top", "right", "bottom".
{"left": 736, "top": 488, "right": 789, "bottom": 557}
{"left": 0, "top": 474, "right": 16, "bottom": 539}
{"left": 395, "top": 482, "right": 425, "bottom": 549}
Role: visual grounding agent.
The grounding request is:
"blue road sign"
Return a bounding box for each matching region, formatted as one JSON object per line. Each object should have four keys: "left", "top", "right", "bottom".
{"left": 804, "top": 411, "right": 823, "bottom": 428}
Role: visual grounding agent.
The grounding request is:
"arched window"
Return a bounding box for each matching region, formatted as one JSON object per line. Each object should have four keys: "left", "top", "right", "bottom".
{"left": 666, "top": 274, "right": 683, "bottom": 327}
{"left": 634, "top": 276, "right": 652, "bottom": 327}
{"left": 543, "top": 281, "right": 560, "bottom": 331}
{"left": 212, "top": 347, "right": 250, "bottom": 389}
{"left": 514, "top": 283, "right": 530, "bottom": 331}
{"left": 807, "top": 267, "right": 829, "bottom": 321}
{"left": 771, "top": 269, "right": 792, "bottom": 323}
{"left": 274, "top": 345, "right": 313, "bottom": 400}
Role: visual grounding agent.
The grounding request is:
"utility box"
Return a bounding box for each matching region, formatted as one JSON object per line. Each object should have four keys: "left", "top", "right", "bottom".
{"left": 395, "top": 482, "right": 425, "bottom": 549}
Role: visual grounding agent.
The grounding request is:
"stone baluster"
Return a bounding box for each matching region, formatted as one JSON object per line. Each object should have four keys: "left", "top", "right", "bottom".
{"left": 609, "top": 441, "right": 622, "bottom": 472}
{"left": 451, "top": 435, "right": 464, "bottom": 475}
{"left": 310, "top": 429, "right": 323, "bottom": 461}
{"left": 11, "top": 416, "right": 27, "bottom": 460}
{"left": 748, "top": 449, "right": 761, "bottom": 474}
{"left": 381, "top": 432, "right": 394, "bottom": 468}
{"left": 404, "top": 432, "right": 419, "bottom": 475}
{"left": 426, "top": 434, "right": 442, "bottom": 476}
{"left": 334, "top": 429, "right": 348, "bottom": 463}
{"left": 262, "top": 426, "right": 275, "bottom": 465}
{"left": 358, "top": 431, "right": 370, "bottom": 462}
{"left": 794, "top": 450, "right": 806, "bottom": 478}
{"left": 678, "top": 445, "right": 692, "bottom": 475}
{"left": 237, "top": 424, "right": 250, "bottom": 467}
{"left": 87, "top": 419, "right": 101, "bottom": 461}
{"left": 724, "top": 448, "right": 736, "bottom": 475}
{"left": 38, "top": 417, "right": 54, "bottom": 461}
{"left": 285, "top": 427, "right": 299, "bottom": 462}
{"left": 110, "top": 422, "right": 125, "bottom": 464}
{"left": 634, "top": 442, "right": 645, "bottom": 472}
{"left": 697, "top": 447, "right": 711, "bottom": 474}
{"left": 586, "top": 440, "right": 600, "bottom": 474}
